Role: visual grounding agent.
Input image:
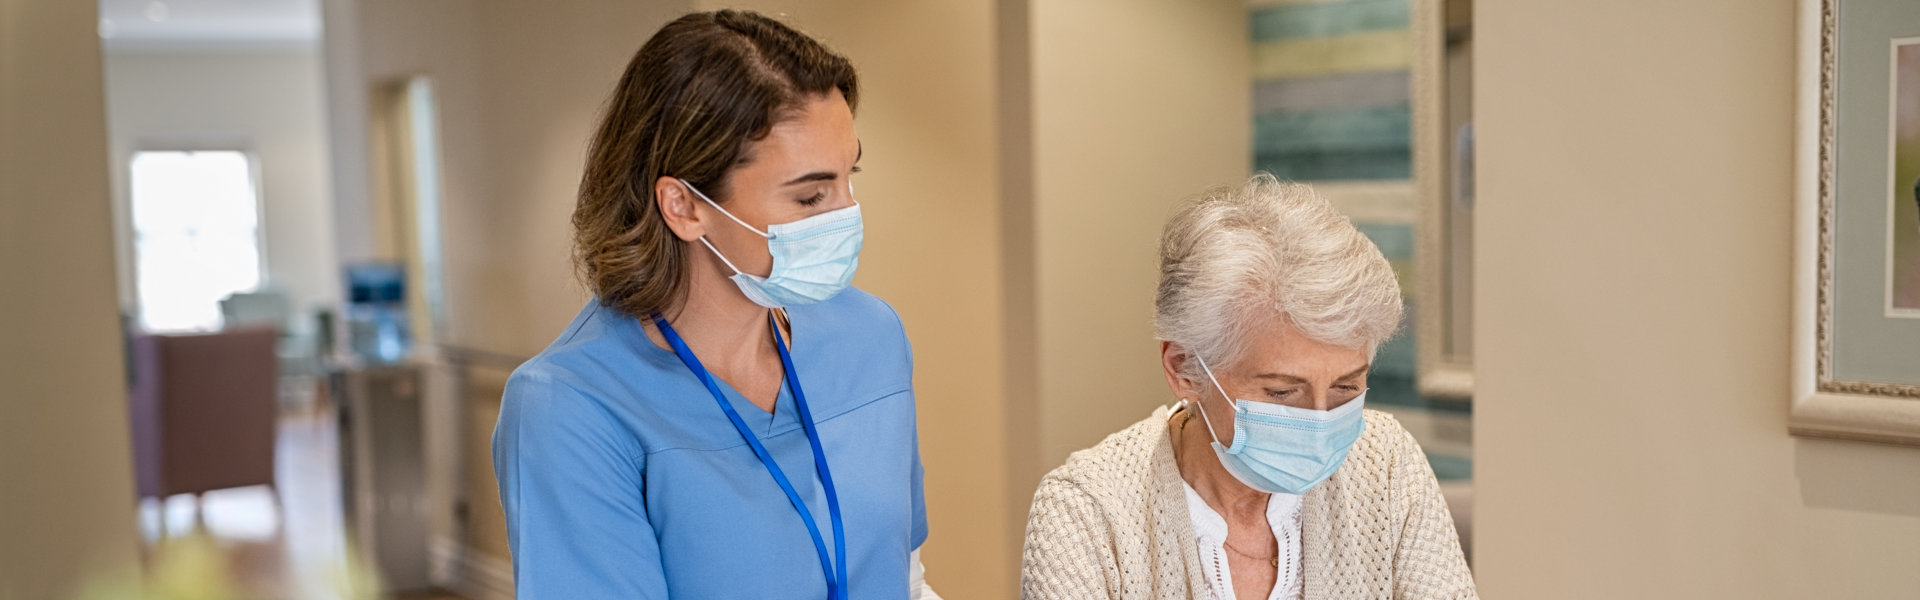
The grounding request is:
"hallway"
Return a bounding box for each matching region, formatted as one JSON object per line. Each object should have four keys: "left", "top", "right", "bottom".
{"left": 127, "top": 400, "right": 465, "bottom": 600}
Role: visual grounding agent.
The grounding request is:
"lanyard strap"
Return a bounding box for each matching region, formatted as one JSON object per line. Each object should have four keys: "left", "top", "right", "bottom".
{"left": 652, "top": 313, "right": 848, "bottom": 600}
{"left": 771, "top": 313, "right": 850, "bottom": 597}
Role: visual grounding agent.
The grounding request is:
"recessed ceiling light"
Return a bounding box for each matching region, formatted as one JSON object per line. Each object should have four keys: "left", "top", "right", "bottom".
{"left": 144, "top": 1, "right": 169, "bottom": 23}
{"left": 98, "top": 18, "right": 117, "bottom": 39}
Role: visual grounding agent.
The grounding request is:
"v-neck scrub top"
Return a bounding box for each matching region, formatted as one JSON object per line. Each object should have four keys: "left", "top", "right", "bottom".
{"left": 492, "top": 288, "right": 928, "bottom": 599}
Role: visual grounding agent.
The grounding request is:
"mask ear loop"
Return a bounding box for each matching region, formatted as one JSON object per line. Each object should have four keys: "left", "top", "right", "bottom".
{"left": 1191, "top": 353, "right": 1235, "bottom": 448}
{"left": 697, "top": 237, "right": 749, "bottom": 277}
{"left": 679, "top": 178, "right": 767, "bottom": 278}
{"left": 679, "top": 179, "right": 771, "bottom": 238}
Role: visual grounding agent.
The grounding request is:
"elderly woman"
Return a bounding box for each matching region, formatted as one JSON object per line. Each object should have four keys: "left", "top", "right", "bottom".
{"left": 1021, "top": 175, "right": 1475, "bottom": 600}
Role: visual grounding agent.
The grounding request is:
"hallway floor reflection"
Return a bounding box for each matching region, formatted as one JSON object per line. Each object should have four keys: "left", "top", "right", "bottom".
{"left": 134, "top": 404, "right": 464, "bottom": 599}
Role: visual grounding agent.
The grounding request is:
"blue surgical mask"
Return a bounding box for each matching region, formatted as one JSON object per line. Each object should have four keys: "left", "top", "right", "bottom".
{"left": 1188, "top": 353, "right": 1366, "bottom": 495}
{"left": 682, "top": 180, "right": 863, "bottom": 308}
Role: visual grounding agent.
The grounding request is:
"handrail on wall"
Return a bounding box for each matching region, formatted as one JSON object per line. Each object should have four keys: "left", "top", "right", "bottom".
{"left": 436, "top": 344, "right": 527, "bottom": 373}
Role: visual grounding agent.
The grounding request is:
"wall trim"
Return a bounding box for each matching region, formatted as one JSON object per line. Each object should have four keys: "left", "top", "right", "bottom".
{"left": 432, "top": 536, "right": 514, "bottom": 600}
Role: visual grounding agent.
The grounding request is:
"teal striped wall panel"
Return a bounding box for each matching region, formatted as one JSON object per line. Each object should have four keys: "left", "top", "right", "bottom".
{"left": 1255, "top": 149, "right": 1410, "bottom": 182}
{"left": 1255, "top": 105, "right": 1409, "bottom": 155}
{"left": 1353, "top": 222, "right": 1413, "bottom": 261}
{"left": 1251, "top": 0, "right": 1410, "bottom": 42}
{"left": 1255, "top": 71, "right": 1410, "bottom": 113}
{"left": 1248, "top": 2, "right": 1466, "bottom": 480}
{"left": 1251, "top": 0, "right": 1411, "bottom": 183}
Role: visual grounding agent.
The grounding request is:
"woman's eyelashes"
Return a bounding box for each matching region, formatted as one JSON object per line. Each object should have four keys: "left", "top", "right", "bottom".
{"left": 796, "top": 172, "right": 856, "bottom": 207}
{"left": 1263, "top": 385, "right": 1363, "bottom": 405}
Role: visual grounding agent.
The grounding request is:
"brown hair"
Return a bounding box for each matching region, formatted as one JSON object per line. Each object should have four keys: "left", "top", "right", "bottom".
{"left": 574, "top": 10, "right": 858, "bottom": 318}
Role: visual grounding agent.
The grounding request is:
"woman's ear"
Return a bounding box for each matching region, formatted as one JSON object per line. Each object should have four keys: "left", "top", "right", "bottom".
{"left": 1160, "top": 341, "right": 1200, "bottom": 402}
{"left": 655, "top": 176, "right": 704, "bottom": 242}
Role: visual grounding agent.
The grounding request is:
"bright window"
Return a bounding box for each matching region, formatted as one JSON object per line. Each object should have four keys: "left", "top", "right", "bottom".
{"left": 129, "top": 150, "right": 263, "bottom": 332}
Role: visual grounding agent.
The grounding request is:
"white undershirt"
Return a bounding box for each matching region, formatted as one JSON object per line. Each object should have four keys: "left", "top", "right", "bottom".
{"left": 909, "top": 549, "right": 941, "bottom": 600}
{"left": 1182, "top": 480, "right": 1304, "bottom": 600}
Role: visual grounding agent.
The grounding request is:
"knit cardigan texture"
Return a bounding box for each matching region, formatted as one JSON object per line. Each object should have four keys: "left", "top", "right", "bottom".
{"left": 1021, "top": 406, "right": 1476, "bottom": 600}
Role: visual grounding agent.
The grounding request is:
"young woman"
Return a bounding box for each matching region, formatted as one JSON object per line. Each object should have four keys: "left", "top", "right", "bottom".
{"left": 493, "top": 11, "right": 937, "bottom": 599}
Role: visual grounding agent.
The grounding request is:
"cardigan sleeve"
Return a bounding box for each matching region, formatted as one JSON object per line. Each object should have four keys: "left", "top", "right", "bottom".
{"left": 1384, "top": 420, "right": 1478, "bottom": 600}
{"left": 1021, "top": 475, "right": 1118, "bottom": 599}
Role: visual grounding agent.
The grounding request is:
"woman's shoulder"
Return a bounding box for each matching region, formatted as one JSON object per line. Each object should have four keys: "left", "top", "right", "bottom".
{"left": 1325, "top": 409, "right": 1429, "bottom": 493}
{"left": 822, "top": 285, "right": 896, "bottom": 316}
{"left": 536, "top": 299, "right": 646, "bottom": 356}
{"left": 520, "top": 298, "right": 727, "bottom": 391}
{"left": 1038, "top": 408, "right": 1173, "bottom": 496}
{"left": 1355, "top": 408, "right": 1421, "bottom": 459}
{"left": 495, "top": 361, "right": 646, "bottom": 458}
{"left": 794, "top": 287, "right": 914, "bottom": 380}
{"left": 504, "top": 354, "right": 602, "bottom": 403}
{"left": 501, "top": 354, "right": 627, "bottom": 424}
{"left": 1026, "top": 407, "right": 1184, "bottom": 566}
{"left": 496, "top": 303, "right": 670, "bottom": 439}
{"left": 802, "top": 287, "right": 907, "bottom": 339}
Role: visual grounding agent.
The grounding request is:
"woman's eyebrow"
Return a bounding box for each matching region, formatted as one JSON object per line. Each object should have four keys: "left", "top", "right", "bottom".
{"left": 781, "top": 142, "right": 862, "bottom": 186}
{"left": 1249, "top": 372, "right": 1306, "bottom": 383}
{"left": 782, "top": 171, "right": 839, "bottom": 186}
{"left": 1249, "top": 364, "right": 1370, "bottom": 383}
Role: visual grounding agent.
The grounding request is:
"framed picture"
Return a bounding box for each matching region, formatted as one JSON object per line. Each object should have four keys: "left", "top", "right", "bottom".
{"left": 1412, "top": 0, "right": 1473, "bottom": 400}
{"left": 1791, "top": 0, "right": 1920, "bottom": 446}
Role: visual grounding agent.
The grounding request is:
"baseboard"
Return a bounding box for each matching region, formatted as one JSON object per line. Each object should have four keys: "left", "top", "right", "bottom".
{"left": 432, "top": 536, "right": 514, "bottom": 600}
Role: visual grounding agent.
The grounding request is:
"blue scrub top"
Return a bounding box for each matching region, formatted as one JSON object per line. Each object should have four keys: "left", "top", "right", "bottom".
{"left": 492, "top": 288, "right": 927, "bottom": 599}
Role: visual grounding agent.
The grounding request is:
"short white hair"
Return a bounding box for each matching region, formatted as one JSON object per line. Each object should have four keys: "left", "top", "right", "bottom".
{"left": 1154, "top": 173, "right": 1403, "bottom": 378}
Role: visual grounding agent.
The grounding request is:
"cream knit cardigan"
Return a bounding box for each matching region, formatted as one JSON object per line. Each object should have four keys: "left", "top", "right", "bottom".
{"left": 1021, "top": 406, "right": 1476, "bottom": 600}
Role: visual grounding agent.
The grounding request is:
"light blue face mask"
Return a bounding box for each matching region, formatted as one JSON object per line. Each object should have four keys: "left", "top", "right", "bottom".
{"left": 682, "top": 180, "right": 863, "bottom": 308}
{"left": 1189, "top": 353, "right": 1366, "bottom": 495}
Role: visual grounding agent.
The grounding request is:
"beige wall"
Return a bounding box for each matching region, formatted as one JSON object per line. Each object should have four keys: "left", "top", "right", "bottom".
{"left": 0, "top": 0, "right": 141, "bottom": 597}
{"left": 328, "top": 0, "right": 687, "bottom": 355}
{"left": 468, "top": 1, "right": 691, "bottom": 354}
{"left": 323, "top": 0, "right": 493, "bottom": 344}
{"left": 1002, "top": 0, "right": 1250, "bottom": 586}
{"left": 1021, "top": 0, "right": 1251, "bottom": 484}
{"left": 102, "top": 50, "right": 340, "bottom": 318}
{"left": 1475, "top": 0, "right": 1920, "bottom": 597}
{"left": 323, "top": 1, "right": 690, "bottom": 587}
{"left": 322, "top": 2, "right": 498, "bottom": 581}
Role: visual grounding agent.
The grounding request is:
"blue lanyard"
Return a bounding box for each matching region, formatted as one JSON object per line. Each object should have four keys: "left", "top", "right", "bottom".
{"left": 652, "top": 312, "right": 848, "bottom": 600}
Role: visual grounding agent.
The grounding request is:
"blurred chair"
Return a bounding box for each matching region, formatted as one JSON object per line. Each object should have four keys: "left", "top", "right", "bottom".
{"left": 219, "top": 290, "right": 291, "bottom": 329}
{"left": 128, "top": 326, "right": 281, "bottom": 513}
{"left": 221, "top": 290, "right": 322, "bottom": 379}
{"left": 222, "top": 290, "right": 324, "bottom": 413}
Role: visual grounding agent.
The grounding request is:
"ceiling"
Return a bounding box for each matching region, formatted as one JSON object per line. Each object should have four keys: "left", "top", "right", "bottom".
{"left": 98, "top": 0, "right": 321, "bottom": 50}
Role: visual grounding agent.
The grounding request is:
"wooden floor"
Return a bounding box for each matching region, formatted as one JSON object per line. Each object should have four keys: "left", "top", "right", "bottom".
{"left": 135, "top": 392, "right": 469, "bottom": 600}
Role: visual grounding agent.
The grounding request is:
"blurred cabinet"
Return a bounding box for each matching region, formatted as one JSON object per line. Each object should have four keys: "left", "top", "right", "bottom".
{"left": 333, "top": 363, "right": 431, "bottom": 592}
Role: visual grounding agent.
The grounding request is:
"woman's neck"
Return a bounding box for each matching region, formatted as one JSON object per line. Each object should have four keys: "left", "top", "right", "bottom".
{"left": 1170, "top": 404, "right": 1272, "bottom": 522}
{"left": 655, "top": 251, "right": 779, "bottom": 371}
